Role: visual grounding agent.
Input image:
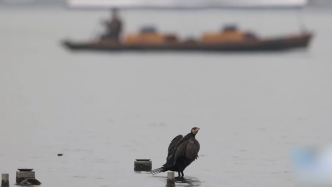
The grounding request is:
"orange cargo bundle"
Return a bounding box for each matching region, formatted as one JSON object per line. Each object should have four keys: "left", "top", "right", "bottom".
{"left": 201, "top": 31, "right": 245, "bottom": 43}
{"left": 124, "top": 33, "right": 166, "bottom": 45}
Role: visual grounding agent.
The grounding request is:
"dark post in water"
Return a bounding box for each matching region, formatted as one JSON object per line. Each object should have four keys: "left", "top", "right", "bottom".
{"left": 16, "top": 169, "right": 41, "bottom": 185}
{"left": 134, "top": 159, "right": 152, "bottom": 171}
{"left": 1, "top": 174, "right": 9, "bottom": 187}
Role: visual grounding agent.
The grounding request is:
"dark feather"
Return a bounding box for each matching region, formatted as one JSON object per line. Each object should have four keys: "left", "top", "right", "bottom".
{"left": 150, "top": 167, "right": 164, "bottom": 175}
{"left": 170, "top": 133, "right": 199, "bottom": 166}
{"left": 151, "top": 128, "right": 200, "bottom": 177}
{"left": 185, "top": 138, "right": 200, "bottom": 160}
{"left": 167, "top": 135, "right": 183, "bottom": 159}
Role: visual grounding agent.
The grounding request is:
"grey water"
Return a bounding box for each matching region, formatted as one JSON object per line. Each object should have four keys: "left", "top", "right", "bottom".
{"left": 0, "top": 5, "right": 332, "bottom": 187}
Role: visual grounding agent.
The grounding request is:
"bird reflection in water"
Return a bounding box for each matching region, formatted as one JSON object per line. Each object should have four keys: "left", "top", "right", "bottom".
{"left": 153, "top": 175, "right": 201, "bottom": 187}
{"left": 175, "top": 176, "right": 201, "bottom": 187}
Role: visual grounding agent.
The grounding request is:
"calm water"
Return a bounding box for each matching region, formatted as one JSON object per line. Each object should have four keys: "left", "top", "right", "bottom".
{"left": 0, "top": 7, "right": 332, "bottom": 187}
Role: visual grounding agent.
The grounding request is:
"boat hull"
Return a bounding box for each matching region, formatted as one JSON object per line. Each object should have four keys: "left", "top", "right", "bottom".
{"left": 62, "top": 32, "right": 313, "bottom": 53}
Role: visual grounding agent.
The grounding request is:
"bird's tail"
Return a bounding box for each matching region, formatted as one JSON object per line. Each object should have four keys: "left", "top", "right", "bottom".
{"left": 150, "top": 167, "right": 165, "bottom": 175}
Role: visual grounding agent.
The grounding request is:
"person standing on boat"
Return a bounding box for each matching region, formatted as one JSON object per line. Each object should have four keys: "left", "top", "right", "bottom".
{"left": 101, "top": 8, "right": 123, "bottom": 42}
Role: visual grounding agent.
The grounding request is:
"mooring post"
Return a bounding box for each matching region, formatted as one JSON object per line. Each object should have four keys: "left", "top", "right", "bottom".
{"left": 1, "top": 173, "right": 9, "bottom": 187}
{"left": 134, "top": 159, "right": 152, "bottom": 172}
{"left": 166, "top": 172, "right": 175, "bottom": 186}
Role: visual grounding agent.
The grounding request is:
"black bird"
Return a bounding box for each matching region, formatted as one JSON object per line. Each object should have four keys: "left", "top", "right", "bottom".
{"left": 151, "top": 127, "right": 200, "bottom": 177}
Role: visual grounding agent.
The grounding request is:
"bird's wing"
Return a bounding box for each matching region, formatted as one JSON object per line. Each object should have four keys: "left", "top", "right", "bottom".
{"left": 167, "top": 135, "right": 183, "bottom": 159}
{"left": 173, "top": 136, "right": 189, "bottom": 162}
{"left": 185, "top": 138, "right": 200, "bottom": 160}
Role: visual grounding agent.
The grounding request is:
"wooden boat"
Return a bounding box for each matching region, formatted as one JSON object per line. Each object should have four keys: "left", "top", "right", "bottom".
{"left": 62, "top": 26, "right": 313, "bottom": 53}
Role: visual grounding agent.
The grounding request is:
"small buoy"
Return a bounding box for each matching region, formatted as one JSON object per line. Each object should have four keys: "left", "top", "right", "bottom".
{"left": 58, "top": 154, "right": 63, "bottom": 156}
{"left": 134, "top": 159, "right": 152, "bottom": 172}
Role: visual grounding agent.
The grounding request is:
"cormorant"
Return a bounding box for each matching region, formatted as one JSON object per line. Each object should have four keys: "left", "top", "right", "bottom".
{"left": 151, "top": 127, "right": 200, "bottom": 177}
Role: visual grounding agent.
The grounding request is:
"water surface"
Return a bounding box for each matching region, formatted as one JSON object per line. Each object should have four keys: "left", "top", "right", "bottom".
{"left": 0, "top": 7, "right": 332, "bottom": 187}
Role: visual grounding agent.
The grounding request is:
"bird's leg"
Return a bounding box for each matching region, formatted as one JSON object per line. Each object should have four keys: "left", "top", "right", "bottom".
{"left": 177, "top": 172, "right": 181, "bottom": 177}
{"left": 181, "top": 171, "right": 184, "bottom": 177}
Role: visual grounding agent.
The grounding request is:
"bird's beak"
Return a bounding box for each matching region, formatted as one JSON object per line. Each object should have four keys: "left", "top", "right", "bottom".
{"left": 197, "top": 128, "right": 200, "bottom": 131}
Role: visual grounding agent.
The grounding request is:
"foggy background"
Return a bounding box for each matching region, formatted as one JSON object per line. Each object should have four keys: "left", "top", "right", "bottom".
{"left": 0, "top": 0, "right": 331, "bottom": 187}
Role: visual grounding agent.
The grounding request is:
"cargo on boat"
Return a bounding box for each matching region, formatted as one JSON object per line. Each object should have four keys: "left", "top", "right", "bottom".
{"left": 62, "top": 25, "right": 313, "bottom": 52}
{"left": 62, "top": 7, "right": 314, "bottom": 53}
